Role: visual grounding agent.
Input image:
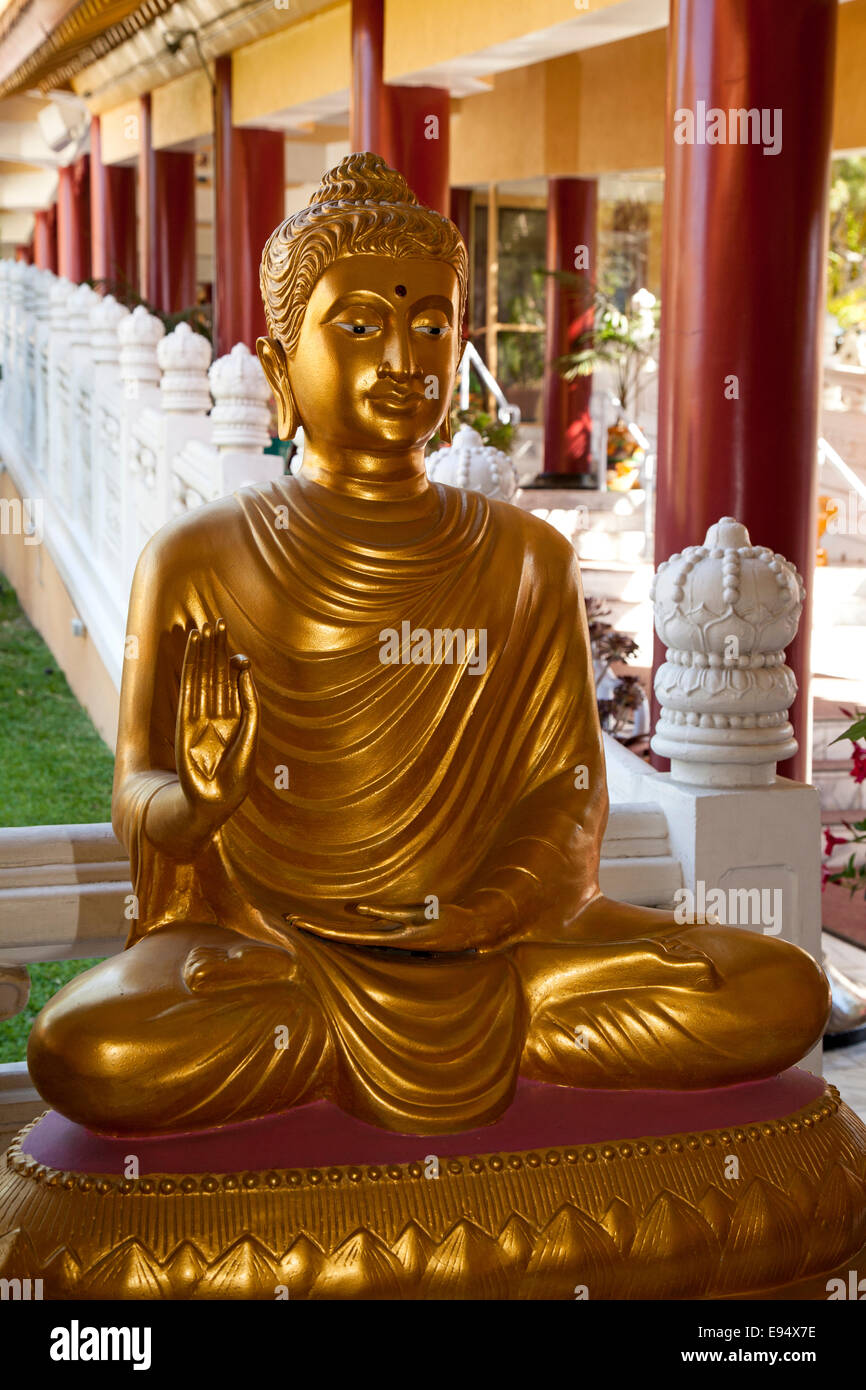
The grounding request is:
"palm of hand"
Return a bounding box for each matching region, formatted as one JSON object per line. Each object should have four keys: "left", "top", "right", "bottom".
{"left": 176, "top": 620, "right": 259, "bottom": 821}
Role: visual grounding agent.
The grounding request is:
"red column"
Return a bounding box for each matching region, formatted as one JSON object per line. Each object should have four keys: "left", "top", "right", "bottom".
{"left": 156, "top": 152, "right": 196, "bottom": 312}
{"left": 214, "top": 54, "right": 285, "bottom": 355}
{"left": 56, "top": 156, "right": 91, "bottom": 282}
{"left": 139, "top": 94, "right": 157, "bottom": 303}
{"left": 139, "top": 94, "right": 197, "bottom": 313}
{"left": 351, "top": 0, "right": 386, "bottom": 155}
{"left": 33, "top": 210, "right": 57, "bottom": 272}
{"left": 385, "top": 86, "right": 450, "bottom": 215}
{"left": 538, "top": 177, "right": 597, "bottom": 486}
{"left": 449, "top": 187, "right": 471, "bottom": 245}
{"left": 652, "top": 0, "right": 838, "bottom": 782}
{"left": 90, "top": 114, "right": 137, "bottom": 291}
{"left": 15, "top": 244, "right": 33, "bottom": 264}
{"left": 450, "top": 187, "right": 472, "bottom": 333}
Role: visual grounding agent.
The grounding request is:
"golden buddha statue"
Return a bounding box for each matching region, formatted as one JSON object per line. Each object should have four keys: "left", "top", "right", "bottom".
{"left": 26, "top": 154, "right": 830, "bottom": 1139}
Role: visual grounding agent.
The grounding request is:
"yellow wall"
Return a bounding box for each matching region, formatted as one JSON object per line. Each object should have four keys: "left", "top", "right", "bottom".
{"left": 384, "top": 0, "right": 627, "bottom": 80}
{"left": 152, "top": 69, "right": 213, "bottom": 149}
{"left": 0, "top": 473, "right": 119, "bottom": 748}
{"left": 834, "top": 0, "right": 866, "bottom": 153}
{"left": 451, "top": 66, "right": 549, "bottom": 186}
{"left": 553, "top": 29, "right": 666, "bottom": 175}
{"left": 233, "top": 2, "right": 351, "bottom": 127}
{"left": 452, "top": 28, "right": 666, "bottom": 186}
{"left": 98, "top": 100, "right": 140, "bottom": 167}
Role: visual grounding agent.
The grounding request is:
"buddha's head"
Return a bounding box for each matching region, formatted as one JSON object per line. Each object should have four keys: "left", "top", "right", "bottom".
{"left": 257, "top": 153, "right": 468, "bottom": 456}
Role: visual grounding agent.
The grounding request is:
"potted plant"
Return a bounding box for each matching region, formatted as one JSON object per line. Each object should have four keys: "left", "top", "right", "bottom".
{"left": 550, "top": 272, "right": 659, "bottom": 490}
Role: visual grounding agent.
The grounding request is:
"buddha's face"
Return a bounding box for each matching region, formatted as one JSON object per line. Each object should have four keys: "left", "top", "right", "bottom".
{"left": 274, "top": 253, "right": 461, "bottom": 454}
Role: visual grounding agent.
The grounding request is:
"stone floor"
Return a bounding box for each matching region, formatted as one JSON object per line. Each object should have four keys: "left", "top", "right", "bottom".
{"left": 823, "top": 932, "right": 866, "bottom": 1121}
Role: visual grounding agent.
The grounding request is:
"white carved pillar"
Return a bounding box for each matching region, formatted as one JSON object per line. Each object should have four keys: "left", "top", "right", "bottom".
{"left": 66, "top": 283, "right": 100, "bottom": 351}
{"left": 650, "top": 517, "right": 805, "bottom": 786}
{"left": 6, "top": 262, "right": 26, "bottom": 430}
{"left": 47, "top": 277, "right": 76, "bottom": 509}
{"left": 65, "top": 285, "right": 101, "bottom": 532}
{"left": 205, "top": 342, "right": 281, "bottom": 494}
{"left": 21, "top": 265, "right": 42, "bottom": 455}
{"left": 118, "top": 306, "right": 165, "bottom": 400}
{"left": 118, "top": 307, "right": 165, "bottom": 580}
{"left": 32, "top": 270, "right": 55, "bottom": 484}
{"left": 90, "top": 296, "right": 131, "bottom": 579}
{"left": 209, "top": 342, "right": 271, "bottom": 451}
{"left": 601, "top": 514, "right": 824, "bottom": 1073}
{"left": 90, "top": 294, "right": 129, "bottom": 368}
{"left": 426, "top": 425, "right": 521, "bottom": 500}
{"left": 157, "top": 322, "right": 213, "bottom": 414}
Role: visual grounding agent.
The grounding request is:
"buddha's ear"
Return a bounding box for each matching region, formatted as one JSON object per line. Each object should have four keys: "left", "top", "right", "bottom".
{"left": 256, "top": 336, "right": 299, "bottom": 440}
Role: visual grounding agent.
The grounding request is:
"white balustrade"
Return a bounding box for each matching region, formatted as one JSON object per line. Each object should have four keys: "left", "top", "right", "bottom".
{"left": 650, "top": 517, "right": 804, "bottom": 787}
{"left": 209, "top": 341, "right": 272, "bottom": 451}
{"left": 0, "top": 266, "right": 283, "bottom": 690}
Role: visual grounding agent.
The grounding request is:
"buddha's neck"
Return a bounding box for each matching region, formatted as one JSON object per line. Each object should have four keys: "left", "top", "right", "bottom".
{"left": 297, "top": 444, "right": 440, "bottom": 525}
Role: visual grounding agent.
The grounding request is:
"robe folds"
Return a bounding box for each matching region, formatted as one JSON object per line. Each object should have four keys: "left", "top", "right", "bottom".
{"left": 112, "top": 475, "right": 609, "bottom": 1131}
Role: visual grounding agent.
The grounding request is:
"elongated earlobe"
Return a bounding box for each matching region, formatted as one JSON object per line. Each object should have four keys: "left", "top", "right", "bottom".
{"left": 256, "top": 336, "right": 299, "bottom": 440}
{"left": 440, "top": 408, "right": 453, "bottom": 446}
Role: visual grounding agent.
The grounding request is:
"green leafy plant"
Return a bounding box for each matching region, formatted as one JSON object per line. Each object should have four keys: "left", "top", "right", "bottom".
{"left": 828, "top": 157, "right": 866, "bottom": 331}
{"left": 823, "top": 708, "right": 866, "bottom": 901}
{"left": 585, "top": 596, "right": 647, "bottom": 743}
{"left": 86, "top": 274, "right": 213, "bottom": 343}
{"left": 427, "top": 381, "right": 518, "bottom": 455}
{"left": 547, "top": 270, "right": 659, "bottom": 419}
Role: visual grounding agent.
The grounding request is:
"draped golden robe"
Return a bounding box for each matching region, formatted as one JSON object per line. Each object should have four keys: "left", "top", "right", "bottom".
{"left": 28, "top": 474, "right": 829, "bottom": 1136}
{"left": 111, "top": 476, "right": 607, "bottom": 1130}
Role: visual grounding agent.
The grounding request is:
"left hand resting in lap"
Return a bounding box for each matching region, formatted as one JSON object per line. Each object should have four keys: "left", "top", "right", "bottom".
{"left": 287, "top": 894, "right": 512, "bottom": 953}
{"left": 183, "top": 940, "right": 299, "bottom": 993}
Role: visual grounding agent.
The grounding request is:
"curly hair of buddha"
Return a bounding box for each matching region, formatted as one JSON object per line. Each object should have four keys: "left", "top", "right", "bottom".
{"left": 260, "top": 152, "right": 469, "bottom": 355}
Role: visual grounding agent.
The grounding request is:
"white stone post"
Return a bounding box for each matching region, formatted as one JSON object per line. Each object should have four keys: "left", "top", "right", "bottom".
{"left": 426, "top": 424, "right": 521, "bottom": 500}
{"left": 118, "top": 305, "right": 165, "bottom": 400}
{"left": 209, "top": 342, "right": 271, "bottom": 451}
{"left": 606, "top": 515, "right": 824, "bottom": 1074}
{"left": 90, "top": 294, "right": 130, "bottom": 368}
{"left": 650, "top": 516, "right": 805, "bottom": 785}
{"left": 207, "top": 342, "right": 282, "bottom": 493}
{"left": 157, "top": 322, "right": 213, "bottom": 414}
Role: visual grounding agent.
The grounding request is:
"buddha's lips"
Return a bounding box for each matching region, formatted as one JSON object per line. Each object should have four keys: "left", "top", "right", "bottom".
{"left": 368, "top": 388, "right": 424, "bottom": 411}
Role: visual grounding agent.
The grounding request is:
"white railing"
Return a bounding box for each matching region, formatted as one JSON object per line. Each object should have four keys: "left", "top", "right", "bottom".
{"left": 0, "top": 259, "right": 283, "bottom": 690}
{"left": 458, "top": 340, "right": 521, "bottom": 426}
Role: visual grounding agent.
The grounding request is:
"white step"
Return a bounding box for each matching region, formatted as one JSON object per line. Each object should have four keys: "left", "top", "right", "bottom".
{"left": 600, "top": 802, "right": 682, "bottom": 907}
{"left": 598, "top": 855, "right": 683, "bottom": 908}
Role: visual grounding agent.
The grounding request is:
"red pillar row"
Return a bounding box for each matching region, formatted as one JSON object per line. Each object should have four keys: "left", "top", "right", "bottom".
{"left": 90, "top": 114, "right": 137, "bottom": 291}
{"left": 349, "top": 0, "right": 450, "bottom": 215}
{"left": 350, "top": 0, "right": 385, "bottom": 155}
{"left": 385, "top": 85, "right": 450, "bottom": 216}
{"left": 33, "top": 208, "right": 57, "bottom": 273}
{"left": 57, "top": 156, "right": 91, "bottom": 282}
{"left": 139, "top": 93, "right": 196, "bottom": 314}
{"left": 540, "top": 177, "right": 597, "bottom": 484}
{"left": 213, "top": 54, "right": 285, "bottom": 356}
{"left": 653, "top": 0, "right": 838, "bottom": 782}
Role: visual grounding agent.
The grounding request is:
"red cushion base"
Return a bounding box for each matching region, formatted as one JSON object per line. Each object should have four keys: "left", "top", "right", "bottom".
{"left": 21, "top": 1068, "right": 824, "bottom": 1176}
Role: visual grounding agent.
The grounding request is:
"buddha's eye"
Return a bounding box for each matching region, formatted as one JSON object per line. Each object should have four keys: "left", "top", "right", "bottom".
{"left": 334, "top": 321, "right": 381, "bottom": 337}
{"left": 412, "top": 322, "right": 449, "bottom": 338}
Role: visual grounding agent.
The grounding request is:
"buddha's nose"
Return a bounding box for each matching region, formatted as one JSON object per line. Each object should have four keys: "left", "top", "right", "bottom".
{"left": 378, "top": 324, "right": 421, "bottom": 382}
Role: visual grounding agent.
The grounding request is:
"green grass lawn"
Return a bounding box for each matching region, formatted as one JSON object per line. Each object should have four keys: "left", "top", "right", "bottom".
{"left": 0, "top": 573, "right": 115, "bottom": 1062}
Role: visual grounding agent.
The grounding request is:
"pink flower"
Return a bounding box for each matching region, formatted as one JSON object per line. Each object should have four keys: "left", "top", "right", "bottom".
{"left": 851, "top": 743, "right": 866, "bottom": 785}
{"left": 824, "top": 827, "right": 846, "bottom": 855}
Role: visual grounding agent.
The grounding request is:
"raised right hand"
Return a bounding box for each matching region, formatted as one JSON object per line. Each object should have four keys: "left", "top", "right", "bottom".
{"left": 175, "top": 619, "right": 259, "bottom": 837}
